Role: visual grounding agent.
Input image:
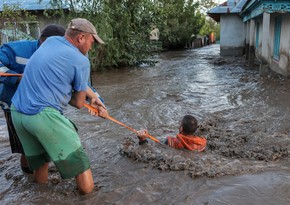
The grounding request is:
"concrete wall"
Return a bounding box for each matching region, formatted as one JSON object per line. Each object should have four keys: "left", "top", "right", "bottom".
{"left": 220, "top": 14, "right": 245, "bottom": 56}
{"left": 244, "top": 20, "right": 250, "bottom": 59}
{"left": 254, "top": 17, "right": 263, "bottom": 58}
{"left": 34, "top": 13, "right": 67, "bottom": 35}
{"left": 269, "top": 13, "right": 290, "bottom": 76}
{"left": 247, "top": 19, "right": 255, "bottom": 64}
{"left": 255, "top": 13, "right": 290, "bottom": 76}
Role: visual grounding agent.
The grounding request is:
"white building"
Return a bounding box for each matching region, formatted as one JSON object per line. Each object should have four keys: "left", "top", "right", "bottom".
{"left": 208, "top": 0, "right": 247, "bottom": 56}
{"left": 208, "top": 0, "right": 290, "bottom": 77}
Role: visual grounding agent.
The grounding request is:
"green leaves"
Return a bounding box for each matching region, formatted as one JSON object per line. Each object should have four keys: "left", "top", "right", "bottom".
{"left": 43, "top": 0, "right": 214, "bottom": 69}
{"left": 156, "top": 0, "right": 204, "bottom": 49}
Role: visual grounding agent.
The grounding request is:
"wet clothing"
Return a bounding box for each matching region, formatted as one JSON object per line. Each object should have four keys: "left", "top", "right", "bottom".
{"left": 11, "top": 106, "right": 90, "bottom": 179}
{"left": 166, "top": 134, "right": 206, "bottom": 151}
{"left": 4, "top": 110, "right": 24, "bottom": 153}
{"left": 0, "top": 38, "right": 102, "bottom": 156}
{"left": 0, "top": 40, "right": 39, "bottom": 154}
{"left": 12, "top": 37, "right": 89, "bottom": 114}
{"left": 11, "top": 36, "right": 91, "bottom": 178}
{"left": 139, "top": 134, "right": 207, "bottom": 152}
{"left": 0, "top": 40, "right": 39, "bottom": 110}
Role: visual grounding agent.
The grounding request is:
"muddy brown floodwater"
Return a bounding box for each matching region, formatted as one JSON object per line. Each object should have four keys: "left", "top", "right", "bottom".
{"left": 1, "top": 44, "right": 290, "bottom": 205}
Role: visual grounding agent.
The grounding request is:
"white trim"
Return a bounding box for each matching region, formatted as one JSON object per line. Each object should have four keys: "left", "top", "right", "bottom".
{"left": 0, "top": 66, "right": 9, "bottom": 73}
{"left": 15, "top": 56, "right": 29, "bottom": 65}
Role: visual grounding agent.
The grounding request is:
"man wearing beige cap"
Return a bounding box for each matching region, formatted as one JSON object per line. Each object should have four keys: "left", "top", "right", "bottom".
{"left": 68, "top": 18, "right": 105, "bottom": 45}
{"left": 11, "top": 18, "right": 107, "bottom": 194}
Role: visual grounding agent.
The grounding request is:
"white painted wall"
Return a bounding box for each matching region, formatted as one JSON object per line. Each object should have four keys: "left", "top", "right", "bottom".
{"left": 245, "top": 21, "right": 250, "bottom": 45}
{"left": 255, "top": 13, "right": 290, "bottom": 76}
{"left": 260, "top": 13, "right": 269, "bottom": 59}
{"left": 272, "top": 13, "right": 290, "bottom": 75}
{"left": 252, "top": 17, "right": 262, "bottom": 58}
{"left": 220, "top": 14, "right": 245, "bottom": 47}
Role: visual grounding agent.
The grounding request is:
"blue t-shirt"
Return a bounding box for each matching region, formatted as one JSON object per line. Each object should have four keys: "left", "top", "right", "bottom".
{"left": 12, "top": 36, "right": 90, "bottom": 114}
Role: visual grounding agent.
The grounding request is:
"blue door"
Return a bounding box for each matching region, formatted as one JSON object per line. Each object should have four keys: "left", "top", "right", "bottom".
{"left": 273, "top": 16, "right": 282, "bottom": 60}
{"left": 256, "top": 22, "right": 260, "bottom": 48}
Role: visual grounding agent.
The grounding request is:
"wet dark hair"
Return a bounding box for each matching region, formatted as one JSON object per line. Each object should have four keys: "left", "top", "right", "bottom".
{"left": 40, "top": 24, "right": 65, "bottom": 38}
{"left": 181, "top": 115, "right": 198, "bottom": 135}
{"left": 39, "top": 24, "right": 65, "bottom": 43}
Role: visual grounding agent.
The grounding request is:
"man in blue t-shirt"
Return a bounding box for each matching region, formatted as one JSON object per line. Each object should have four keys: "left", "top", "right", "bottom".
{"left": 0, "top": 24, "right": 66, "bottom": 173}
{"left": 11, "top": 18, "right": 107, "bottom": 195}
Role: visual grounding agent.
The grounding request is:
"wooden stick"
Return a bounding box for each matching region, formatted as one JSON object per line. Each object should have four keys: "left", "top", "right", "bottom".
{"left": 0, "top": 72, "right": 22, "bottom": 77}
{"left": 84, "top": 104, "right": 160, "bottom": 143}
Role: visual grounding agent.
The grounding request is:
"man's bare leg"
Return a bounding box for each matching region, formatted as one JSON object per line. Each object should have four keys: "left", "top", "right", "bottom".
{"left": 34, "top": 162, "right": 49, "bottom": 183}
{"left": 75, "top": 169, "right": 94, "bottom": 194}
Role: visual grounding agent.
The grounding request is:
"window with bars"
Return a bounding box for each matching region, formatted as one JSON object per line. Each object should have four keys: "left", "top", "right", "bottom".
{"left": 1, "top": 21, "right": 39, "bottom": 43}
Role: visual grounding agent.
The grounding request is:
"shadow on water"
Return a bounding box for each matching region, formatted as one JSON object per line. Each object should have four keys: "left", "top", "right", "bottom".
{"left": 1, "top": 44, "right": 290, "bottom": 204}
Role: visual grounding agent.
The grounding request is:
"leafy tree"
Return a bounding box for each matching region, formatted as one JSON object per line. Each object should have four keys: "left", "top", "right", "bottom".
{"left": 48, "top": 0, "right": 208, "bottom": 69}
{"left": 50, "top": 0, "right": 159, "bottom": 69}
{"left": 199, "top": 17, "right": 220, "bottom": 40}
{"left": 99, "top": 0, "right": 159, "bottom": 67}
{"left": 155, "top": 0, "right": 204, "bottom": 49}
{"left": 198, "top": 0, "right": 220, "bottom": 40}
{"left": 198, "top": 0, "right": 218, "bottom": 13}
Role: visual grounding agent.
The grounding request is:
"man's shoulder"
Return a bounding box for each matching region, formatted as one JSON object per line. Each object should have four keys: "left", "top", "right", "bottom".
{"left": 1, "top": 40, "right": 38, "bottom": 52}
{"left": 5, "top": 39, "right": 38, "bottom": 47}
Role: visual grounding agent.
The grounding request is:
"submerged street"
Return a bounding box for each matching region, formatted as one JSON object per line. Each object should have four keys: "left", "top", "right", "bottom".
{"left": 1, "top": 44, "right": 290, "bottom": 204}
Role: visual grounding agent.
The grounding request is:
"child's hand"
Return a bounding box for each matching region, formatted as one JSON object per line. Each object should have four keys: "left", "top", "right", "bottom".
{"left": 137, "top": 129, "right": 149, "bottom": 144}
{"left": 137, "top": 129, "right": 148, "bottom": 139}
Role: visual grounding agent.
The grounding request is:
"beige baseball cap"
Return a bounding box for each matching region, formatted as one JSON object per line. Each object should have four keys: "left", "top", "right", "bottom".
{"left": 68, "top": 18, "right": 105, "bottom": 44}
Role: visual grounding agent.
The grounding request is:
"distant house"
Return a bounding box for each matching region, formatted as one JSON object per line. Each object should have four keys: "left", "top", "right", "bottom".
{"left": 149, "top": 27, "right": 160, "bottom": 41}
{"left": 207, "top": 0, "right": 247, "bottom": 56}
{"left": 241, "top": 0, "right": 290, "bottom": 76}
{"left": 0, "top": 0, "right": 69, "bottom": 42}
{"left": 208, "top": 0, "right": 290, "bottom": 77}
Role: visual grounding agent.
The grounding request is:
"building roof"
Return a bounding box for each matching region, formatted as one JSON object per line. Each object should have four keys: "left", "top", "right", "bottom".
{"left": 0, "top": 0, "right": 69, "bottom": 12}
{"left": 207, "top": 0, "right": 248, "bottom": 22}
{"left": 241, "top": 0, "right": 290, "bottom": 22}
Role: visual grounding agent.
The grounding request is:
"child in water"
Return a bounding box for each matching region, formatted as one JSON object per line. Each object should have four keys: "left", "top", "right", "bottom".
{"left": 137, "top": 115, "right": 207, "bottom": 151}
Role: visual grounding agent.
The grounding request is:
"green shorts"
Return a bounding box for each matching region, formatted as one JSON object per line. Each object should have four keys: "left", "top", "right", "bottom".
{"left": 11, "top": 105, "right": 90, "bottom": 179}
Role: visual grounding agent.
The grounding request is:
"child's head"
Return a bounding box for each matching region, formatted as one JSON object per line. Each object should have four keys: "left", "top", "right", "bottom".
{"left": 179, "top": 115, "right": 198, "bottom": 135}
